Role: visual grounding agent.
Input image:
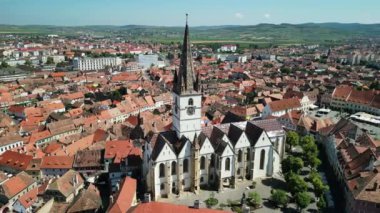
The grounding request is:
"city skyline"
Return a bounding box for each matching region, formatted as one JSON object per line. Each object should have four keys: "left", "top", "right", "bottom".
{"left": 1, "top": 0, "right": 380, "bottom": 26}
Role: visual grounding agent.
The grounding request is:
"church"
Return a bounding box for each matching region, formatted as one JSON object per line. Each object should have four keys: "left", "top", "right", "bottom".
{"left": 142, "top": 16, "right": 285, "bottom": 201}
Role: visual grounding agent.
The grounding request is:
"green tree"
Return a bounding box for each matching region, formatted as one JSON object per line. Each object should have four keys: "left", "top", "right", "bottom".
{"left": 317, "top": 196, "right": 327, "bottom": 212}
{"left": 282, "top": 156, "right": 304, "bottom": 175}
{"left": 24, "top": 59, "right": 32, "bottom": 67}
{"left": 308, "top": 155, "right": 321, "bottom": 169}
{"left": 0, "top": 61, "right": 10, "bottom": 68}
{"left": 46, "top": 56, "right": 55, "bottom": 65}
{"left": 280, "top": 66, "right": 291, "bottom": 74}
{"left": 286, "top": 173, "right": 308, "bottom": 195}
{"left": 110, "top": 90, "right": 122, "bottom": 101}
{"left": 118, "top": 86, "right": 128, "bottom": 95}
{"left": 286, "top": 131, "right": 299, "bottom": 151}
{"left": 295, "top": 192, "right": 311, "bottom": 212}
{"left": 301, "top": 136, "right": 320, "bottom": 168}
{"left": 313, "top": 179, "right": 329, "bottom": 198}
{"left": 369, "top": 81, "right": 380, "bottom": 90}
{"left": 205, "top": 192, "right": 218, "bottom": 208}
{"left": 248, "top": 191, "right": 261, "bottom": 208}
{"left": 270, "top": 189, "right": 289, "bottom": 208}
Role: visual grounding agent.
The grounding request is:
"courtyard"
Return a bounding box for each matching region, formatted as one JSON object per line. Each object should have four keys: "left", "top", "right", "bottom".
{"left": 161, "top": 175, "right": 318, "bottom": 212}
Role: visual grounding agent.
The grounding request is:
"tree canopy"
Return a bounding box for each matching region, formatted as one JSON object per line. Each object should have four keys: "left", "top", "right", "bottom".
{"left": 286, "top": 131, "right": 299, "bottom": 151}
{"left": 286, "top": 172, "right": 308, "bottom": 195}
{"left": 270, "top": 189, "right": 289, "bottom": 208}
{"left": 295, "top": 192, "right": 311, "bottom": 211}
{"left": 282, "top": 156, "right": 304, "bottom": 175}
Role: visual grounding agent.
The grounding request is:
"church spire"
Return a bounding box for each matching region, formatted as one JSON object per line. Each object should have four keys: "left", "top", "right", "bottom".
{"left": 173, "top": 14, "right": 200, "bottom": 95}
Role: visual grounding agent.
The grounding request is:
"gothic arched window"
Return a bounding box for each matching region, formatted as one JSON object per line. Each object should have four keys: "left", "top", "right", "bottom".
{"left": 159, "top": 163, "right": 165, "bottom": 177}
{"left": 183, "top": 159, "right": 189, "bottom": 173}
{"left": 188, "top": 98, "right": 194, "bottom": 106}
{"left": 260, "top": 149, "right": 266, "bottom": 170}
{"left": 225, "top": 158, "right": 231, "bottom": 171}
{"left": 238, "top": 150, "right": 243, "bottom": 162}
{"left": 200, "top": 156, "right": 205, "bottom": 170}
{"left": 171, "top": 161, "right": 177, "bottom": 175}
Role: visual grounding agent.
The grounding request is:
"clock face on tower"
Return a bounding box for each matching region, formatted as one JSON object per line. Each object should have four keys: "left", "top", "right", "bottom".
{"left": 187, "top": 106, "right": 195, "bottom": 115}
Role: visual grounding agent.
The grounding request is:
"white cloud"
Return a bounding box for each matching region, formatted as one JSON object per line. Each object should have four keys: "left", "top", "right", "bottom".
{"left": 235, "top": 13, "right": 244, "bottom": 19}
{"left": 264, "top": 13, "right": 271, "bottom": 19}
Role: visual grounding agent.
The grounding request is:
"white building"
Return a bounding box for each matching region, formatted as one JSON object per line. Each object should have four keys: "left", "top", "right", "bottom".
{"left": 0, "top": 136, "right": 23, "bottom": 155}
{"left": 73, "top": 57, "right": 122, "bottom": 71}
{"left": 138, "top": 54, "right": 165, "bottom": 70}
{"left": 330, "top": 85, "right": 380, "bottom": 116}
{"left": 219, "top": 44, "right": 237, "bottom": 52}
{"left": 262, "top": 98, "right": 302, "bottom": 118}
{"left": 142, "top": 20, "right": 283, "bottom": 201}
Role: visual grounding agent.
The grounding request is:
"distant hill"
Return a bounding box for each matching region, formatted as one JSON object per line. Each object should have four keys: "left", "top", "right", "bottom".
{"left": 1, "top": 23, "right": 379, "bottom": 44}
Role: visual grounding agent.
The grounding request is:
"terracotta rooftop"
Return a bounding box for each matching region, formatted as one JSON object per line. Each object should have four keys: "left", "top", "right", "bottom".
{"left": 0, "top": 151, "right": 33, "bottom": 171}
{"left": 40, "top": 155, "right": 74, "bottom": 169}
{"left": 131, "top": 202, "right": 228, "bottom": 213}
{"left": 108, "top": 177, "right": 137, "bottom": 213}
{"left": 268, "top": 98, "right": 301, "bottom": 112}
{"left": 0, "top": 171, "right": 35, "bottom": 199}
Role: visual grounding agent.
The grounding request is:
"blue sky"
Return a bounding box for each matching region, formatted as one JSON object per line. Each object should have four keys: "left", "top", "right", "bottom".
{"left": 1, "top": 0, "right": 379, "bottom": 26}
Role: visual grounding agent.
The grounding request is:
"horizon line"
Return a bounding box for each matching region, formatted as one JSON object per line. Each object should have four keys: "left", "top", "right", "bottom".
{"left": 0, "top": 22, "right": 379, "bottom": 28}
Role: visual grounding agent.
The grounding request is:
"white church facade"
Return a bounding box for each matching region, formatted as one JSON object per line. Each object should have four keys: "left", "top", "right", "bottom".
{"left": 142, "top": 17, "right": 284, "bottom": 201}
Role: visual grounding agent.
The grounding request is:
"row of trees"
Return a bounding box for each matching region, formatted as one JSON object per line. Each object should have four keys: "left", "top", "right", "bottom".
{"left": 271, "top": 131, "right": 329, "bottom": 212}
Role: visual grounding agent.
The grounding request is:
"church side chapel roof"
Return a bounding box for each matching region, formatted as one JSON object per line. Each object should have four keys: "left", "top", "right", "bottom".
{"left": 227, "top": 123, "right": 245, "bottom": 146}
{"left": 150, "top": 120, "right": 280, "bottom": 161}
{"left": 245, "top": 122, "right": 265, "bottom": 146}
{"left": 151, "top": 131, "right": 189, "bottom": 161}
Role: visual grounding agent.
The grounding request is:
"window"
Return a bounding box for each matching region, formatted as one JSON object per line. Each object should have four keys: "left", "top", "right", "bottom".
{"left": 237, "top": 168, "right": 241, "bottom": 175}
{"left": 159, "top": 163, "right": 165, "bottom": 177}
{"left": 200, "top": 177, "right": 204, "bottom": 183}
{"left": 188, "top": 98, "right": 194, "bottom": 106}
{"left": 175, "top": 98, "right": 178, "bottom": 113}
{"left": 260, "top": 150, "right": 265, "bottom": 170}
{"left": 225, "top": 158, "right": 231, "bottom": 171}
{"left": 238, "top": 150, "right": 242, "bottom": 162}
{"left": 210, "top": 154, "right": 215, "bottom": 168}
{"left": 160, "top": 183, "right": 165, "bottom": 190}
{"left": 200, "top": 156, "right": 205, "bottom": 170}
{"left": 246, "top": 149, "right": 250, "bottom": 161}
{"left": 183, "top": 159, "right": 189, "bottom": 173}
{"left": 171, "top": 161, "right": 176, "bottom": 175}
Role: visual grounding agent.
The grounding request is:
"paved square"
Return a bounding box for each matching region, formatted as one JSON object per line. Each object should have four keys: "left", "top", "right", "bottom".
{"left": 159, "top": 175, "right": 318, "bottom": 212}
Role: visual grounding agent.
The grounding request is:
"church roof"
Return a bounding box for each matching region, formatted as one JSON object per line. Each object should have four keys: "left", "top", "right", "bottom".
{"left": 151, "top": 131, "right": 189, "bottom": 160}
{"left": 150, "top": 120, "right": 284, "bottom": 160}
{"left": 227, "top": 124, "right": 244, "bottom": 146}
{"left": 173, "top": 15, "right": 200, "bottom": 95}
{"left": 245, "top": 122, "right": 264, "bottom": 146}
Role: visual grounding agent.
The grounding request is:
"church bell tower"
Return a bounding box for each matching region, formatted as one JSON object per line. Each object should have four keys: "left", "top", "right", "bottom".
{"left": 172, "top": 14, "right": 201, "bottom": 140}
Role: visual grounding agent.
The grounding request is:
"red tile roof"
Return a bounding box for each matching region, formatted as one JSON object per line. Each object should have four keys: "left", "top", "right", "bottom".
{"left": 18, "top": 187, "right": 38, "bottom": 208}
{"left": 0, "top": 171, "right": 35, "bottom": 199}
{"left": 268, "top": 98, "right": 301, "bottom": 112}
{"left": 40, "top": 156, "right": 74, "bottom": 169}
{"left": 132, "top": 202, "right": 228, "bottom": 213}
{"left": 0, "top": 151, "right": 33, "bottom": 171}
{"left": 108, "top": 177, "right": 136, "bottom": 213}
{"left": 105, "top": 140, "right": 142, "bottom": 164}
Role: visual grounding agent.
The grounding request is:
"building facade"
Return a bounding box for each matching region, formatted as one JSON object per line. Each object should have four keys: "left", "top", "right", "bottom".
{"left": 73, "top": 57, "right": 122, "bottom": 71}
{"left": 142, "top": 19, "right": 283, "bottom": 201}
